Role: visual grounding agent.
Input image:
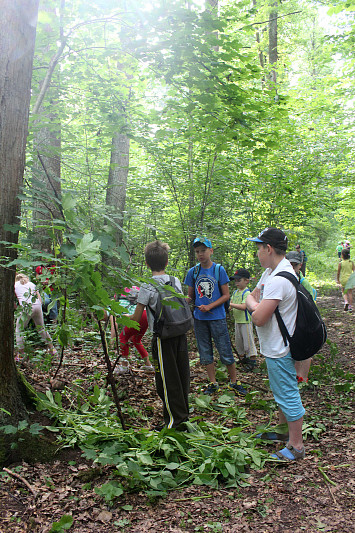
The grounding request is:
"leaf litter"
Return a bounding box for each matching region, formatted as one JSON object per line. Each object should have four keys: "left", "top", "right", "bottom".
{"left": 0, "top": 292, "right": 354, "bottom": 532}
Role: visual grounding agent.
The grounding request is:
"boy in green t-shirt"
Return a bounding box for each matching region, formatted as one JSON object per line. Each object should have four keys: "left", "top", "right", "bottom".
{"left": 229, "top": 268, "right": 257, "bottom": 371}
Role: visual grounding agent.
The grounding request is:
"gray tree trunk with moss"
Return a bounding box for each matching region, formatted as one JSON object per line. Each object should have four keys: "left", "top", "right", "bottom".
{"left": 0, "top": 0, "right": 39, "bottom": 425}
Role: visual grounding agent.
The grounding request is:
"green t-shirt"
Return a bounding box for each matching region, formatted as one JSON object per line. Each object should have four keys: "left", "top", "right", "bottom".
{"left": 299, "top": 274, "right": 317, "bottom": 301}
{"left": 231, "top": 288, "right": 250, "bottom": 323}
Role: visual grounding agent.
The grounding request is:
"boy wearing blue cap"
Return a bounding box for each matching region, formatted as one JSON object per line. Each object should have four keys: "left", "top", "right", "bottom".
{"left": 185, "top": 237, "right": 246, "bottom": 396}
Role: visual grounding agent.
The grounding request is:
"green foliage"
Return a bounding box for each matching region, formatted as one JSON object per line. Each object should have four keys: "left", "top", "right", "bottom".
{"left": 50, "top": 515, "right": 74, "bottom": 532}
{"left": 37, "top": 387, "right": 267, "bottom": 494}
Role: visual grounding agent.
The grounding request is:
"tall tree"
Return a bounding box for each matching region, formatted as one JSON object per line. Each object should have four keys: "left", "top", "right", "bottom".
{"left": 0, "top": 0, "right": 39, "bottom": 424}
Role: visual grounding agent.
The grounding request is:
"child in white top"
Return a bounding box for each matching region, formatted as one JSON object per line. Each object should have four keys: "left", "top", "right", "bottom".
{"left": 14, "top": 273, "right": 56, "bottom": 358}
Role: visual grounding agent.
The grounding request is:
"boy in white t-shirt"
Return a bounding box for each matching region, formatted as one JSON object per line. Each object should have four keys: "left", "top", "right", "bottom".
{"left": 246, "top": 228, "right": 305, "bottom": 461}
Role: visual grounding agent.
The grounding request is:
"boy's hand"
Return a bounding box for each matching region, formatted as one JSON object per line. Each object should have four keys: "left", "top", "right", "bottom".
{"left": 198, "top": 304, "right": 212, "bottom": 313}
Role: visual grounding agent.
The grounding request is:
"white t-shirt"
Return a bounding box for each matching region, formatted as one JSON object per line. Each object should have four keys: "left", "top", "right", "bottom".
{"left": 137, "top": 275, "right": 183, "bottom": 332}
{"left": 15, "top": 281, "right": 41, "bottom": 306}
{"left": 256, "top": 257, "right": 298, "bottom": 358}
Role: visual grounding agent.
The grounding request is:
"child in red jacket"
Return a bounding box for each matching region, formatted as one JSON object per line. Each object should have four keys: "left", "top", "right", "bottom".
{"left": 111, "top": 287, "right": 154, "bottom": 373}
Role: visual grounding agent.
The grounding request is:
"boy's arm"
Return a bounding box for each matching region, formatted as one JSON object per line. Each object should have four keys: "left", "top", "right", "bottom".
{"left": 187, "top": 286, "right": 194, "bottom": 304}
{"left": 198, "top": 283, "right": 229, "bottom": 313}
{"left": 229, "top": 302, "right": 247, "bottom": 310}
{"left": 248, "top": 298, "right": 280, "bottom": 327}
{"left": 337, "top": 262, "right": 341, "bottom": 283}
{"left": 129, "top": 303, "right": 145, "bottom": 324}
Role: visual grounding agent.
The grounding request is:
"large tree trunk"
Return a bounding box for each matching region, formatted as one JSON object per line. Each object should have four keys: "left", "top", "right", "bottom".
{"left": 0, "top": 0, "right": 39, "bottom": 424}
{"left": 106, "top": 133, "right": 130, "bottom": 250}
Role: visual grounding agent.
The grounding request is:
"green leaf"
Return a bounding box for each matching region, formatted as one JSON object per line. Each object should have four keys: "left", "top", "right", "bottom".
{"left": 95, "top": 481, "right": 124, "bottom": 502}
{"left": 50, "top": 514, "right": 74, "bottom": 532}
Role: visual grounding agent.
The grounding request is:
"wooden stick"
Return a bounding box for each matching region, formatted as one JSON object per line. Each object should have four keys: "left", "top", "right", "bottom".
{"left": 3, "top": 467, "right": 37, "bottom": 497}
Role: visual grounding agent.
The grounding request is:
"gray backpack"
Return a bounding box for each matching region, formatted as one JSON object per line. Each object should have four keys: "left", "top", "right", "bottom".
{"left": 149, "top": 276, "right": 193, "bottom": 339}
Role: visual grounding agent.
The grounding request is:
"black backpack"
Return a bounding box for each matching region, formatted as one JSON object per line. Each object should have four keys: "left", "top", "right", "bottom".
{"left": 274, "top": 271, "right": 327, "bottom": 361}
{"left": 149, "top": 276, "right": 193, "bottom": 339}
{"left": 192, "top": 263, "right": 230, "bottom": 314}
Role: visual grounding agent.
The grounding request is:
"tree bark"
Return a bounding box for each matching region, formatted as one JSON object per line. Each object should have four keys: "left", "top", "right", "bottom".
{"left": 106, "top": 133, "right": 130, "bottom": 250}
{"left": 269, "top": 2, "right": 278, "bottom": 85}
{"left": 32, "top": 5, "right": 62, "bottom": 252}
{"left": 0, "top": 0, "right": 39, "bottom": 424}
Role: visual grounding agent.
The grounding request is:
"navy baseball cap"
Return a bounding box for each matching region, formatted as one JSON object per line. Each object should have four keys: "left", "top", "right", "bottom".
{"left": 247, "top": 227, "right": 288, "bottom": 251}
{"left": 230, "top": 268, "right": 251, "bottom": 280}
{"left": 193, "top": 237, "right": 212, "bottom": 248}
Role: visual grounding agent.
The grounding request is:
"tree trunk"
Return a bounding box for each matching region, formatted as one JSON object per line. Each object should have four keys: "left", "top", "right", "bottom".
{"left": 32, "top": 5, "right": 62, "bottom": 252}
{"left": 269, "top": 2, "right": 278, "bottom": 85}
{"left": 0, "top": 0, "right": 39, "bottom": 425}
{"left": 106, "top": 133, "right": 130, "bottom": 250}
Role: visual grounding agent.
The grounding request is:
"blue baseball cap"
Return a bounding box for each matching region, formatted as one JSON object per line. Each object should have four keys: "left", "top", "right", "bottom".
{"left": 193, "top": 237, "right": 212, "bottom": 248}
{"left": 247, "top": 227, "right": 288, "bottom": 251}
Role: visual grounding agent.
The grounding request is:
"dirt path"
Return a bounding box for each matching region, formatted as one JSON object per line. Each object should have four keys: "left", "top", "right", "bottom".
{"left": 1, "top": 292, "right": 354, "bottom": 532}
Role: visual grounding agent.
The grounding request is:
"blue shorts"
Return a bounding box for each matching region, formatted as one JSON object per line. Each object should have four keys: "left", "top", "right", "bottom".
{"left": 194, "top": 318, "right": 235, "bottom": 366}
{"left": 265, "top": 353, "right": 305, "bottom": 422}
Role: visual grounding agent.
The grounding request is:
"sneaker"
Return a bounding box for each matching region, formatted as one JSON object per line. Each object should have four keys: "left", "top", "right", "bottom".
{"left": 114, "top": 364, "right": 130, "bottom": 374}
{"left": 203, "top": 382, "right": 220, "bottom": 395}
{"left": 271, "top": 443, "right": 305, "bottom": 461}
{"left": 344, "top": 302, "right": 349, "bottom": 311}
{"left": 241, "top": 357, "right": 257, "bottom": 372}
{"left": 142, "top": 364, "right": 155, "bottom": 372}
{"left": 228, "top": 381, "right": 247, "bottom": 396}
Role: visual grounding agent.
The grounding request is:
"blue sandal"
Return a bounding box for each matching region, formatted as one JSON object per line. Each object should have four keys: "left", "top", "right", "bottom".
{"left": 271, "top": 443, "right": 305, "bottom": 461}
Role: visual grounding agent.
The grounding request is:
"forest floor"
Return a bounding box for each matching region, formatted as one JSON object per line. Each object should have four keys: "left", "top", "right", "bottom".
{"left": 0, "top": 291, "right": 354, "bottom": 533}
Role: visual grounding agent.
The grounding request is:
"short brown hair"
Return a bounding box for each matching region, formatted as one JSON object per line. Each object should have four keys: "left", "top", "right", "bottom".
{"left": 144, "top": 240, "right": 170, "bottom": 271}
{"left": 260, "top": 242, "right": 286, "bottom": 256}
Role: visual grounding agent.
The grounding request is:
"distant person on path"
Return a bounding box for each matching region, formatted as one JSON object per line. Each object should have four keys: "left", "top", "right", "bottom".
{"left": 246, "top": 228, "right": 305, "bottom": 461}
{"left": 295, "top": 244, "right": 307, "bottom": 276}
{"left": 344, "top": 240, "right": 351, "bottom": 257}
{"left": 229, "top": 268, "right": 257, "bottom": 371}
{"left": 185, "top": 237, "right": 246, "bottom": 396}
{"left": 337, "top": 248, "right": 354, "bottom": 312}
{"left": 128, "top": 240, "right": 190, "bottom": 429}
{"left": 286, "top": 251, "right": 317, "bottom": 301}
{"left": 336, "top": 242, "right": 343, "bottom": 260}
{"left": 15, "top": 273, "right": 57, "bottom": 359}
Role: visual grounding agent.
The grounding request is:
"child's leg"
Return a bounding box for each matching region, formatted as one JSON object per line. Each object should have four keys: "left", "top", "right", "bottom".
{"left": 119, "top": 328, "right": 131, "bottom": 362}
{"left": 131, "top": 334, "right": 153, "bottom": 368}
{"left": 295, "top": 358, "right": 312, "bottom": 382}
{"left": 110, "top": 315, "right": 117, "bottom": 344}
{"left": 152, "top": 335, "right": 190, "bottom": 428}
{"left": 31, "top": 304, "right": 55, "bottom": 353}
{"left": 234, "top": 323, "right": 245, "bottom": 356}
{"left": 131, "top": 332, "right": 149, "bottom": 359}
{"left": 347, "top": 288, "right": 353, "bottom": 307}
{"left": 194, "top": 320, "right": 215, "bottom": 382}
{"left": 15, "top": 311, "right": 31, "bottom": 353}
{"left": 342, "top": 287, "right": 349, "bottom": 304}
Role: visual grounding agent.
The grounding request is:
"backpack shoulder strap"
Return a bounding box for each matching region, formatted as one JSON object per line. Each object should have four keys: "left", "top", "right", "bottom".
{"left": 274, "top": 271, "right": 298, "bottom": 347}
{"left": 215, "top": 263, "right": 220, "bottom": 282}
{"left": 275, "top": 271, "right": 299, "bottom": 288}
{"left": 193, "top": 263, "right": 201, "bottom": 282}
{"left": 242, "top": 288, "right": 251, "bottom": 321}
